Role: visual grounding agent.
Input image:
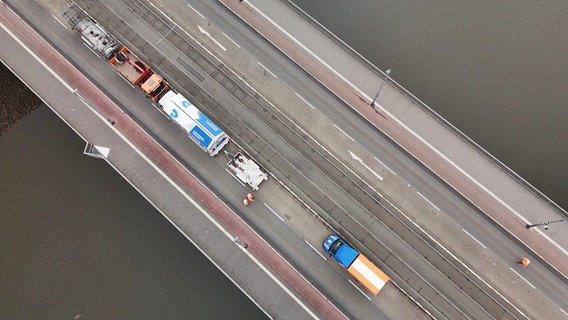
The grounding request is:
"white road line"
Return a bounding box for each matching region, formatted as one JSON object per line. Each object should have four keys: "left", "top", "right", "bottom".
{"left": 1, "top": 22, "right": 74, "bottom": 92}
{"left": 264, "top": 203, "right": 285, "bottom": 222}
{"left": 348, "top": 150, "right": 383, "bottom": 181}
{"left": 461, "top": 228, "right": 487, "bottom": 249}
{"left": 222, "top": 32, "right": 240, "bottom": 48}
{"left": 51, "top": 14, "right": 68, "bottom": 30}
{"left": 374, "top": 156, "right": 396, "bottom": 175}
{"left": 155, "top": 25, "right": 176, "bottom": 46}
{"left": 510, "top": 268, "right": 536, "bottom": 289}
{"left": 186, "top": 3, "right": 205, "bottom": 20}
{"left": 333, "top": 124, "right": 354, "bottom": 141}
{"left": 295, "top": 92, "right": 316, "bottom": 109}
{"left": 257, "top": 61, "right": 277, "bottom": 78}
{"left": 416, "top": 191, "right": 440, "bottom": 211}
{"left": 560, "top": 308, "right": 568, "bottom": 317}
{"left": 348, "top": 280, "right": 372, "bottom": 301}
{"left": 305, "top": 240, "right": 327, "bottom": 260}
{"left": 197, "top": 25, "right": 226, "bottom": 51}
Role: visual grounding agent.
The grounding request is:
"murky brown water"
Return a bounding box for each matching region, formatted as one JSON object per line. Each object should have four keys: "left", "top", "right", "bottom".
{"left": 0, "top": 64, "right": 40, "bottom": 135}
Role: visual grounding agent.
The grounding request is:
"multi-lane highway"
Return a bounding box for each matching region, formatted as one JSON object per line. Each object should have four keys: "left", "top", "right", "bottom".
{"left": 2, "top": 0, "right": 567, "bottom": 319}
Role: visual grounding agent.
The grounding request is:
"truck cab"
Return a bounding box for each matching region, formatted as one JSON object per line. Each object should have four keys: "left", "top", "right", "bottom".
{"left": 140, "top": 74, "right": 169, "bottom": 101}
{"left": 323, "top": 234, "right": 359, "bottom": 268}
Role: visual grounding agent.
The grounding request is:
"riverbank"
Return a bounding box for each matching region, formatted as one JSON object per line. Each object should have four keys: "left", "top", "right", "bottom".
{"left": 0, "top": 63, "right": 41, "bottom": 136}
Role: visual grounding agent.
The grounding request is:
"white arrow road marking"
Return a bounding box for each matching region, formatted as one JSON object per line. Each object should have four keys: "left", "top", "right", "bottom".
{"left": 348, "top": 150, "right": 383, "bottom": 181}
{"left": 197, "top": 25, "right": 226, "bottom": 51}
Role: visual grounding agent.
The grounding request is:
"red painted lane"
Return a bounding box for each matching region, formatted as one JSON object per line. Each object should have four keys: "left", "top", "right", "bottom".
{"left": 0, "top": 5, "right": 347, "bottom": 320}
{"left": 220, "top": 0, "right": 568, "bottom": 278}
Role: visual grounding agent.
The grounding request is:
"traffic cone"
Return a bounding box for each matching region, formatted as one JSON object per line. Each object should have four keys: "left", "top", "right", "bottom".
{"left": 246, "top": 192, "right": 254, "bottom": 201}
{"left": 521, "top": 257, "right": 530, "bottom": 267}
{"left": 242, "top": 198, "right": 249, "bottom": 206}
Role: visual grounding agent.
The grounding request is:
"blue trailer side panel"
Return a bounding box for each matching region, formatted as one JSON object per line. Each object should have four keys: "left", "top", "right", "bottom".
{"left": 189, "top": 125, "right": 213, "bottom": 149}
{"left": 158, "top": 90, "right": 229, "bottom": 156}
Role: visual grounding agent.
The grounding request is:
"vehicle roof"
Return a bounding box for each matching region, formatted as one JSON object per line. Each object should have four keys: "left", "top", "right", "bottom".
{"left": 140, "top": 74, "right": 163, "bottom": 92}
{"left": 323, "top": 234, "right": 359, "bottom": 268}
{"left": 323, "top": 234, "right": 340, "bottom": 253}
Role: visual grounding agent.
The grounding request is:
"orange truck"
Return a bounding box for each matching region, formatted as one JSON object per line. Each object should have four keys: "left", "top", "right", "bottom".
{"left": 64, "top": 5, "right": 169, "bottom": 101}
{"left": 323, "top": 234, "right": 390, "bottom": 295}
{"left": 140, "top": 73, "right": 169, "bottom": 101}
{"left": 109, "top": 47, "right": 169, "bottom": 100}
{"left": 109, "top": 47, "right": 150, "bottom": 86}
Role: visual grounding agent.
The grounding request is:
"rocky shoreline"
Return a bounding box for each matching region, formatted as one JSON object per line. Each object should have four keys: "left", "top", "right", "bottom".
{"left": 0, "top": 63, "right": 42, "bottom": 136}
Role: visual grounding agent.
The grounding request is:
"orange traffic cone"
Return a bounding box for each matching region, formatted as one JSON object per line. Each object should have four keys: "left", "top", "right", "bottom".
{"left": 520, "top": 257, "right": 530, "bottom": 267}
{"left": 246, "top": 192, "right": 254, "bottom": 201}
{"left": 242, "top": 198, "right": 249, "bottom": 206}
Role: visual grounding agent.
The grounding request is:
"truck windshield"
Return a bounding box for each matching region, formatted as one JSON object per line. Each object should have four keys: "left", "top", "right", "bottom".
{"left": 150, "top": 81, "right": 166, "bottom": 96}
{"left": 329, "top": 238, "right": 345, "bottom": 255}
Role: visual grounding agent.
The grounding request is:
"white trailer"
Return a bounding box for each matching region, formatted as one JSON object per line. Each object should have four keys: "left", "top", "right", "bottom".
{"left": 225, "top": 151, "right": 268, "bottom": 190}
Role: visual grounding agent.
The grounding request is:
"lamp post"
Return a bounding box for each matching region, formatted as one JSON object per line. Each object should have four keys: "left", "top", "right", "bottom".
{"left": 526, "top": 218, "right": 568, "bottom": 230}
{"left": 371, "top": 68, "right": 391, "bottom": 106}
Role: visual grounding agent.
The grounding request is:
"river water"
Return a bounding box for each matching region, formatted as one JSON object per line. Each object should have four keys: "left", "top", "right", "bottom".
{"left": 1, "top": 0, "right": 567, "bottom": 318}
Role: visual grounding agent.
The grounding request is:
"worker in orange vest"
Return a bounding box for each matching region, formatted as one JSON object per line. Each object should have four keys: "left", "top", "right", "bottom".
{"left": 519, "top": 257, "right": 530, "bottom": 267}
{"left": 246, "top": 192, "right": 254, "bottom": 202}
{"left": 242, "top": 198, "right": 249, "bottom": 206}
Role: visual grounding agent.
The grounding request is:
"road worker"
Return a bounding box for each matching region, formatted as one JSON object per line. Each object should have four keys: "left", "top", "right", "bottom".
{"left": 246, "top": 192, "right": 254, "bottom": 202}
{"left": 242, "top": 198, "right": 249, "bottom": 206}
{"left": 520, "top": 257, "right": 530, "bottom": 267}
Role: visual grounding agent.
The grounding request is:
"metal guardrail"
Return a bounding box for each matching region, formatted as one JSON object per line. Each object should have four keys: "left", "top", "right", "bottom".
{"left": 283, "top": 0, "right": 567, "bottom": 217}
